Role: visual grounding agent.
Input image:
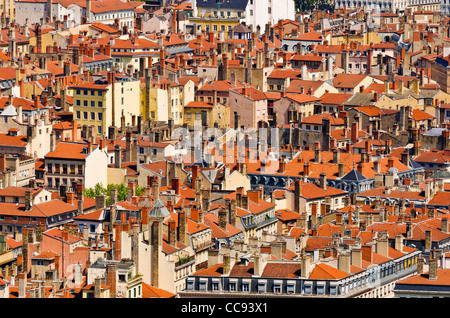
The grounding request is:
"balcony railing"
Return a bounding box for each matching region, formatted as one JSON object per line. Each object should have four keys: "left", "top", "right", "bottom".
{"left": 175, "top": 256, "right": 196, "bottom": 269}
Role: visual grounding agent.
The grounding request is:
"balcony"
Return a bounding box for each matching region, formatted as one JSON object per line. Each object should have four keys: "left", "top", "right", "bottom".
{"left": 175, "top": 256, "right": 195, "bottom": 270}
{"left": 256, "top": 216, "right": 278, "bottom": 229}
{"left": 194, "top": 241, "right": 215, "bottom": 252}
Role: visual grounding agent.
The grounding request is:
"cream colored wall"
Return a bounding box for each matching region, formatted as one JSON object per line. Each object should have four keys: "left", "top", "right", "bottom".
{"left": 84, "top": 147, "right": 108, "bottom": 188}
{"left": 136, "top": 165, "right": 162, "bottom": 188}
{"left": 104, "top": 80, "right": 140, "bottom": 129}
{"left": 107, "top": 167, "right": 127, "bottom": 185}
{"left": 375, "top": 95, "right": 418, "bottom": 110}
{"left": 149, "top": 87, "right": 169, "bottom": 122}
{"left": 169, "top": 85, "right": 183, "bottom": 126}
{"left": 313, "top": 83, "right": 338, "bottom": 97}
{"left": 181, "top": 80, "right": 195, "bottom": 109}
{"left": 223, "top": 170, "right": 251, "bottom": 191}
{"left": 197, "top": 66, "right": 218, "bottom": 81}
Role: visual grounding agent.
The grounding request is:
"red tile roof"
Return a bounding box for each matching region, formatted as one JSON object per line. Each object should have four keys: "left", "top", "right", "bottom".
{"left": 45, "top": 141, "right": 97, "bottom": 160}
{"left": 309, "top": 262, "right": 349, "bottom": 279}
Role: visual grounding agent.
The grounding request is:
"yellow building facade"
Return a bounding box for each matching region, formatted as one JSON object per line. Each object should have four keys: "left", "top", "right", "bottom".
{"left": 70, "top": 77, "right": 141, "bottom": 137}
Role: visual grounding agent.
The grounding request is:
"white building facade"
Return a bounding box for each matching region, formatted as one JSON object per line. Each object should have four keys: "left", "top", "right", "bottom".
{"left": 244, "top": 0, "right": 296, "bottom": 30}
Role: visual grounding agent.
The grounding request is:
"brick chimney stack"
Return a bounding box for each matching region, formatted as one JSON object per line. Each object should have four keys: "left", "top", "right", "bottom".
{"left": 178, "top": 208, "right": 187, "bottom": 244}
{"left": 168, "top": 219, "right": 177, "bottom": 246}
{"left": 428, "top": 249, "right": 440, "bottom": 280}
{"left": 106, "top": 263, "right": 117, "bottom": 298}
{"left": 25, "top": 189, "right": 33, "bottom": 211}
{"left": 223, "top": 254, "right": 231, "bottom": 275}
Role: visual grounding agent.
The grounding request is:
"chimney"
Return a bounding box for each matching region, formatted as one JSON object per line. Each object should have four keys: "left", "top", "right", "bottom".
{"left": 387, "top": 158, "right": 394, "bottom": 170}
{"left": 178, "top": 209, "right": 187, "bottom": 244}
{"left": 351, "top": 249, "right": 362, "bottom": 268}
{"left": 319, "top": 172, "right": 327, "bottom": 190}
{"left": 338, "top": 162, "right": 344, "bottom": 178}
{"left": 168, "top": 219, "right": 177, "bottom": 246}
{"left": 376, "top": 231, "right": 389, "bottom": 257}
{"left": 152, "top": 180, "right": 159, "bottom": 200}
{"left": 425, "top": 229, "right": 432, "bottom": 250}
{"left": 278, "top": 157, "right": 286, "bottom": 173}
{"left": 218, "top": 209, "right": 228, "bottom": 231}
{"left": 401, "top": 151, "right": 410, "bottom": 167}
{"left": 303, "top": 161, "right": 311, "bottom": 176}
{"left": 94, "top": 277, "right": 102, "bottom": 298}
{"left": 106, "top": 263, "right": 117, "bottom": 298}
{"left": 429, "top": 254, "right": 438, "bottom": 280}
{"left": 442, "top": 217, "right": 449, "bottom": 233}
{"left": 241, "top": 195, "right": 249, "bottom": 210}
{"left": 171, "top": 177, "right": 181, "bottom": 195}
{"left": 18, "top": 272, "right": 27, "bottom": 298}
{"left": 314, "top": 142, "right": 321, "bottom": 163}
{"left": 253, "top": 254, "right": 265, "bottom": 276}
{"left": 294, "top": 180, "right": 302, "bottom": 213}
{"left": 301, "top": 254, "right": 311, "bottom": 278}
{"left": 333, "top": 148, "right": 340, "bottom": 164}
{"left": 361, "top": 244, "right": 373, "bottom": 263}
{"left": 25, "top": 189, "right": 33, "bottom": 211}
{"left": 351, "top": 120, "right": 359, "bottom": 144}
{"left": 223, "top": 254, "right": 231, "bottom": 275}
{"left": 395, "top": 234, "right": 403, "bottom": 252}
{"left": 95, "top": 194, "right": 106, "bottom": 210}
{"left": 338, "top": 252, "right": 351, "bottom": 273}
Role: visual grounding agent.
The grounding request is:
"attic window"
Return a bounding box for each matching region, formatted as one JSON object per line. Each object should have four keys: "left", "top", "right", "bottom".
{"left": 287, "top": 281, "right": 295, "bottom": 294}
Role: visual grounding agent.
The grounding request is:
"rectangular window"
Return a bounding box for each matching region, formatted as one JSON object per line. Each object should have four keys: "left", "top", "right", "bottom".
{"left": 287, "top": 282, "right": 295, "bottom": 295}
{"left": 187, "top": 280, "right": 195, "bottom": 291}
{"left": 274, "top": 285, "right": 281, "bottom": 294}
{"left": 211, "top": 281, "right": 219, "bottom": 291}
{"left": 304, "top": 283, "right": 312, "bottom": 295}
{"left": 316, "top": 283, "right": 325, "bottom": 295}
{"left": 257, "top": 282, "right": 266, "bottom": 293}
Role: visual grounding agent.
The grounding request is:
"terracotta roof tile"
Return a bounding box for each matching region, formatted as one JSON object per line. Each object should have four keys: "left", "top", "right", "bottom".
{"left": 309, "top": 262, "right": 349, "bottom": 279}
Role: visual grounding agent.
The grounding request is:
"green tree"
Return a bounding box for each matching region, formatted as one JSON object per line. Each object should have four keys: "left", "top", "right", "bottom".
{"left": 84, "top": 182, "right": 146, "bottom": 206}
